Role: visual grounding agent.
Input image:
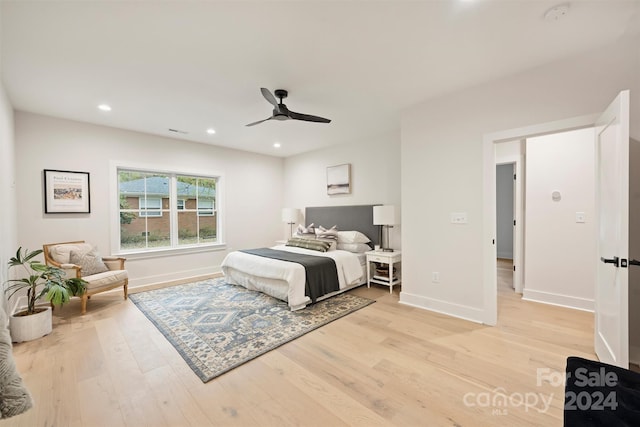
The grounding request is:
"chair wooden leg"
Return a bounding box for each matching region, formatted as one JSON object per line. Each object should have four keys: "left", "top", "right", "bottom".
{"left": 123, "top": 279, "right": 128, "bottom": 300}
{"left": 81, "top": 295, "right": 88, "bottom": 315}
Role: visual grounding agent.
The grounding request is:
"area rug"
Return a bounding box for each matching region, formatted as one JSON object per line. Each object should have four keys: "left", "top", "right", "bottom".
{"left": 129, "top": 278, "right": 374, "bottom": 382}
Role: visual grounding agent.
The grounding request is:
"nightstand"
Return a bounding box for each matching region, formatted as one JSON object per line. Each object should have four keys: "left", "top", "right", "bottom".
{"left": 365, "top": 250, "right": 401, "bottom": 294}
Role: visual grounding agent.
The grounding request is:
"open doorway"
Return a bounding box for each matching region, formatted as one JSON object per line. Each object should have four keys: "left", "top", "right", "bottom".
{"left": 495, "top": 140, "right": 525, "bottom": 295}
{"left": 496, "top": 163, "right": 515, "bottom": 293}
{"left": 483, "top": 91, "right": 632, "bottom": 368}
{"left": 481, "top": 113, "right": 599, "bottom": 326}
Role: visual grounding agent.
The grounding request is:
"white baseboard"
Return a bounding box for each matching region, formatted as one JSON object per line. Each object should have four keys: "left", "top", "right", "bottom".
{"left": 399, "top": 291, "right": 484, "bottom": 324}
{"left": 522, "top": 289, "right": 594, "bottom": 312}
{"left": 127, "top": 265, "right": 222, "bottom": 289}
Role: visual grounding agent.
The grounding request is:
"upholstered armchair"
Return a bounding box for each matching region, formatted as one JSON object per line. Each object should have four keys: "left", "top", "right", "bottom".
{"left": 42, "top": 241, "right": 128, "bottom": 314}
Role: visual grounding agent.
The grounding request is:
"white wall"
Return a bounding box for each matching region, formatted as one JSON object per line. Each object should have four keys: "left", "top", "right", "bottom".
{"left": 14, "top": 112, "right": 284, "bottom": 288}
{"left": 283, "top": 130, "right": 401, "bottom": 247}
{"left": 400, "top": 34, "right": 640, "bottom": 323}
{"left": 0, "top": 78, "right": 16, "bottom": 308}
{"left": 495, "top": 164, "right": 513, "bottom": 259}
{"left": 523, "top": 128, "right": 595, "bottom": 311}
{"left": 0, "top": 1, "right": 18, "bottom": 310}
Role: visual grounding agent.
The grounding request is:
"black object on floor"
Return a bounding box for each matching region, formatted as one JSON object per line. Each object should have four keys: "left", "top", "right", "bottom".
{"left": 564, "top": 356, "right": 640, "bottom": 426}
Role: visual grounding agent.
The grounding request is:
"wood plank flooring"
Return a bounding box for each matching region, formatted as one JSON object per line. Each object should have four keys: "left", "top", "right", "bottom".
{"left": 2, "top": 261, "right": 594, "bottom": 426}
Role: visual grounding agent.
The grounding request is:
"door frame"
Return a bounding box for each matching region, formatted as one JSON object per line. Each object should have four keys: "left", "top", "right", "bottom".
{"left": 482, "top": 113, "right": 598, "bottom": 325}
{"left": 496, "top": 152, "right": 523, "bottom": 293}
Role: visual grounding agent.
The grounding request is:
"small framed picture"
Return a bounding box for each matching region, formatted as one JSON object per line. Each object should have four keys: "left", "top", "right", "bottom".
{"left": 327, "top": 164, "right": 351, "bottom": 195}
{"left": 43, "top": 169, "right": 91, "bottom": 213}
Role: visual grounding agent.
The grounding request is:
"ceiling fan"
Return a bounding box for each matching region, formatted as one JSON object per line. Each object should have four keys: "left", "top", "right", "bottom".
{"left": 246, "top": 88, "right": 331, "bottom": 127}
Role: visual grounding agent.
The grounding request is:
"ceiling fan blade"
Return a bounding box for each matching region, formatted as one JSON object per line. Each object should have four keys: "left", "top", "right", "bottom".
{"left": 260, "top": 88, "right": 280, "bottom": 111}
{"left": 245, "top": 117, "right": 273, "bottom": 127}
{"left": 288, "top": 110, "right": 331, "bottom": 123}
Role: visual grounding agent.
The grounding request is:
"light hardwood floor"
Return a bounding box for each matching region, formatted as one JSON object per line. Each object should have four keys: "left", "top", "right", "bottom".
{"left": 3, "top": 261, "right": 594, "bottom": 426}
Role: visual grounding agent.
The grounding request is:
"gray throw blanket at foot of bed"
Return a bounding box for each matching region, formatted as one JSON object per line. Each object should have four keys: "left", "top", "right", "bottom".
{"left": 239, "top": 248, "right": 339, "bottom": 303}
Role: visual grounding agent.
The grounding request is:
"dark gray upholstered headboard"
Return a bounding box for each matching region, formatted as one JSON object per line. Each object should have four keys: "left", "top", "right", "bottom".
{"left": 305, "top": 205, "right": 381, "bottom": 247}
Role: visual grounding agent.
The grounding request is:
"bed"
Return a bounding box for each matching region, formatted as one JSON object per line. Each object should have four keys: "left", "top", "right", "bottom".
{"left": 221, "top": 205, "right": 380, "bottom": 310}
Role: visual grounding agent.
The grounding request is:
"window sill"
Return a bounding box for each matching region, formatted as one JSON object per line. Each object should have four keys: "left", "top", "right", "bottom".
{"left": 115, "top": 243, "right": 227, "bottom": 260}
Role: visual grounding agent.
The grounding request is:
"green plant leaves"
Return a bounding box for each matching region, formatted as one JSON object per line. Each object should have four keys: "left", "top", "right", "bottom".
{"left": 4, "top": 247, "right": 88, "bottom": 315}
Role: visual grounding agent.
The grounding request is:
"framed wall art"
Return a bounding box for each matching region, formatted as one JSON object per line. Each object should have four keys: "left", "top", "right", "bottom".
{"left": 327, "top": 163, "right": 351, "bottom": 195}
{"left": 43, "top": 169, "right": 91, "bottom": 213}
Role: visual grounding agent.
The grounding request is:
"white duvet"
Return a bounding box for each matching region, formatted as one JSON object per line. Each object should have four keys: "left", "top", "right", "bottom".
{"left": 221, "top": 245, "right": 364, "bottom": 310}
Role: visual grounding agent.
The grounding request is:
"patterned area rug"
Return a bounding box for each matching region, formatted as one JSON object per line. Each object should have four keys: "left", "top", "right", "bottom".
{"left": 130, "top": 278, "right": 374, "bottom": 382}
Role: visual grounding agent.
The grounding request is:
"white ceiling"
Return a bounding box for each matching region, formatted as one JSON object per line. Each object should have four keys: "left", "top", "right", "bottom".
{"left": 1, "top": 0, "right": 639, "bottom": 157}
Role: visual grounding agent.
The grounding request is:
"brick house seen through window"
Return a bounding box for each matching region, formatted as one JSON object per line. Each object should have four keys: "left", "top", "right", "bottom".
{"left": 118, "top": 172, "right": 217, "bottom": 250}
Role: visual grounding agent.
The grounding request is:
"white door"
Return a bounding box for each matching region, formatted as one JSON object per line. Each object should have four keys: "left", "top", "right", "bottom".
{"left": 595, "top": 90, "right": 630, "bottom": 368}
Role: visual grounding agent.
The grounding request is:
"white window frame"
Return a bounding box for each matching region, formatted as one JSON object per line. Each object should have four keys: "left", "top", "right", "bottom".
{"left": 111, "top": 162, "right": 225, "bottom": 256}
{"left": 177, "top": 199, "right": 185, "bottom": 210}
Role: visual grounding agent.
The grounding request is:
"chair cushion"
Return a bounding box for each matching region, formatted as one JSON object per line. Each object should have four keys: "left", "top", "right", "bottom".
{"left": 69, "top": 247, "right": 109, "bottom": 276}
{"left": 83, "top": 270, "right": 128, "bottom": 291}
{"left": 49, "top": 243, "right": 93, "bottom": 264}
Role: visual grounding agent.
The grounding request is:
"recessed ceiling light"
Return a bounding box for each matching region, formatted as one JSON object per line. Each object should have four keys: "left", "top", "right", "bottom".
{"left": 97, "top": 104, "right": 112, "bottom": 112}
{"left": 206, "top": 128, "right": 216, "bottom": 135}
{"left": 273, "top": 142, "right": 281, "bottom": 148}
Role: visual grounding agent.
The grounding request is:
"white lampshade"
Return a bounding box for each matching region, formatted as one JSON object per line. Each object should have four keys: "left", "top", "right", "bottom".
{"left": 373, "top": 205, "right": 399, "bottom": 225}
{"left": 281, "top": 208, "right": 299, "bottom": 223}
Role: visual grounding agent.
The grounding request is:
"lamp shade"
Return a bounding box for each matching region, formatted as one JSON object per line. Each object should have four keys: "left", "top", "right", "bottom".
{"left": 281, "top": 208, "right": 299, "bottom": 223}
{"left": 373, "top": 205, "right": 399, "bottom": 225}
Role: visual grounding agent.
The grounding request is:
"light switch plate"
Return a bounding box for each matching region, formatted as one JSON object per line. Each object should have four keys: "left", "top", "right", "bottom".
{"left": 576, "top": 212, "right": 586, "bottom": 223}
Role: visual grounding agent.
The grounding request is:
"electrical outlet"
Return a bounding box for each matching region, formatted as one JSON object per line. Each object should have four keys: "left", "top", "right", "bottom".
{"left": 432, "top": 272, "right": 440, "bottom": 283}
{"left": 576, "top": 212, "right": 586, "bottom": 223}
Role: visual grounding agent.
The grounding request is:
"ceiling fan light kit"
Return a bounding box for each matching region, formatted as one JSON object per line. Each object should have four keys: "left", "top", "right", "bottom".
{"left": 246, "top": 87, "right": 331, "bottom": 127}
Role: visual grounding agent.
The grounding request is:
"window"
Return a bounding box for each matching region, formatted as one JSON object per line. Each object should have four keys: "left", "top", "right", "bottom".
{"left": 139, "top": 197, "right": 162, "bottom": 217}
{"left": 118, "top": 169, "right": 219, "bottom": 251}
{"left": 197, "top": 199, "right": 214, "bottom": 216}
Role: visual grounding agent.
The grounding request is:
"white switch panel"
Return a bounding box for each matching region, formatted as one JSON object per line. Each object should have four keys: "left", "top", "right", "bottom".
{"left": 451, "top": 212, "right": 468, "bottom": 224}
{"left": 576, "top": 212, "right": 586, "bottom": 223}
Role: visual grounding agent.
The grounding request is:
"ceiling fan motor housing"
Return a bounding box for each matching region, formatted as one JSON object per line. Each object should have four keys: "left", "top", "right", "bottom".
{"left": 274, "top": 89, "right": 288, "bottom": 100}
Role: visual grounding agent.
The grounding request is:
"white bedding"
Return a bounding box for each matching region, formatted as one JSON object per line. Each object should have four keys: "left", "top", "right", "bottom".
{"left": 221, "top": 245, "right": 364, "bottom": 310}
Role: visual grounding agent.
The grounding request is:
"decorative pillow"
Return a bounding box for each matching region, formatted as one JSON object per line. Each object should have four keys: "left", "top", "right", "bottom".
{"left": 285, "top": 237, "right": 331, "bottom": 252}
{"left": 337, "top": 230, "right": 371, "bottom": 244}
{"left": 316, "top": 225, "right": 339, "bottom": 241}
{"left": 337, "top": 243, "right": 372, "bottom": 253}
{"left": 314, "top": 237, "right": 337, "bottom": 251}
{"left": 69, "top": 247, "right": 109, "bottom": 276}
{"left": 49, "top": 243, "right": 93, "bottom": 264}
{"left": 295, "top": 223, "right": 316, "bottom": 237}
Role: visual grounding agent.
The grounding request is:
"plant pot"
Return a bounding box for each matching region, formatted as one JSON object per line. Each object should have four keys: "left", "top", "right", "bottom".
{"left": 9, "top": 305, "right": 52, "bottom": 343}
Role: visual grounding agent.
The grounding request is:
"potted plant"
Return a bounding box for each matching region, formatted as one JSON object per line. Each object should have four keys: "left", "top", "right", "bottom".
{"left": 3, "top": 247, "right": 87, "bottom": 342}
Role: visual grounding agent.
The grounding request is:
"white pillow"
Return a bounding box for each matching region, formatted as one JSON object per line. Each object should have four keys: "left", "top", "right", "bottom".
{"left": 337, "top": 243, "right": 372, "bottom": 253}
{"left": 337, "top": 230, "right": 370, "bottom": 244}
